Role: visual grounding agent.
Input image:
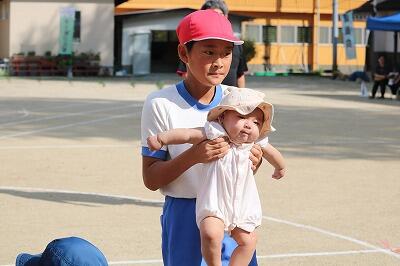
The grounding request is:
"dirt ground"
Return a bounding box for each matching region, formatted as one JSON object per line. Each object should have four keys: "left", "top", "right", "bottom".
{"left": 0, "top": 75, "right": 399, "bottom": 265}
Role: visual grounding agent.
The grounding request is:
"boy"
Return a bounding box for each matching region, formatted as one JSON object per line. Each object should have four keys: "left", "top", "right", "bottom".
{"left": 147, "top": 87, "right": 285, "bottom": 266}
{"left": 141, "top": 10, "right": 263, "bottom": 265}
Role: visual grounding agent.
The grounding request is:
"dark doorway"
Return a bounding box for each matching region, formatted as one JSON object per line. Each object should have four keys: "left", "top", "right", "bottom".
{"left": 151, "top": 30, "right": 180, "bottom": 72}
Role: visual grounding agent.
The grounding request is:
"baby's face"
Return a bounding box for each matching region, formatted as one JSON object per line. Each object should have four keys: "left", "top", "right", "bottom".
{"left": 221, "top": 109, "right": 264, "bottom": 144}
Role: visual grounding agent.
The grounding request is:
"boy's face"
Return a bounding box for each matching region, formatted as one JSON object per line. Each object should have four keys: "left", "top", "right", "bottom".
{"left": 182, "top": 39, "right": 233, "bottom": 86}
{"left": 220, "top": 108, "right": 264, "bottom": 144}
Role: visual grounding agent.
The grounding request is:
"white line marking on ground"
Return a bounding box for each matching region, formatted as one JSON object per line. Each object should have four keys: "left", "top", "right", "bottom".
{"left": 0, "top": 100, "right": 128, "bottom": 124}
{"left": 0, "top": 144, "right": 135, "bottom": 150}
{"left": 18, "top": 108, "right": 30, "bottom": 118}
{"left": 257, "top": 249, "right": 381, "bottom": 259}
{"left": 0, "top": 250, "right": 386, "bottom": 266}
{"left": 0, "top": 102, "right": 98, "bottom": 126}
{"left": 108, "top": 259, "right": 163, "bottom": 265}
{"left": 264, "top": 216, "right": 400, "bottom": 259}
{"left": 0, "top": 102, "right": 142, "bottom": 128}
{"left": 1, "top": 187, "right": 399, "bottom": 264}
{"left": 0, "top": 108, "right": 29, "bottom": 118}
{"left": 0, "top": 113, "right": 133, "bottom": 140}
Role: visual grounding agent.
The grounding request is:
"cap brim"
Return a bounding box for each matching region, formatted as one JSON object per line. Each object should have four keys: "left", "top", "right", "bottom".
{"left": 16, "top": 253, "right": 41, "bottom": 266}
{"left": 188, "top": 37, "right": 244, "bottom": 45}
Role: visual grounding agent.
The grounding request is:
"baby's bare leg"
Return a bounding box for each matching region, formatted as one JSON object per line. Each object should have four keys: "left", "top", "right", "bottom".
{"left": 229, "top": 227, "right": 257, "bottom": 266}
{"left": 200, "top": 217, "right": 225, "bottom": 266}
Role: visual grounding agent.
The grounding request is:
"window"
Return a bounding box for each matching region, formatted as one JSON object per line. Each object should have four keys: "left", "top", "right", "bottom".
{"left": 297, "top": 27, "right": 312, "bottom": 43}
{"left": 152, "top": 31, "right": 178, "bottom": 42}
{"left": 354, "top": 28, "right": 363, "bottom": 44}
{"left": 73, "top": 11, "right": 81, "bottom": 42}
{"left": 152, "top": 31, "right": 168, "bottom": 42}
{"left": 168, "top": 31, "right": 178, "bottom": 42}
{"left": 280, "top": 26, "right": 296, "bottom": 43}
{"left": 244, "top": 24, "right": 262, "bottom": 43}
{"left": 338, "top": 28, "right": 343, "bottom": 43}
{"left": 263, "top": 26, "right": 277, "bottom": 44}
{"left": 319, "top": 27, "right": 330, "bottom": 44}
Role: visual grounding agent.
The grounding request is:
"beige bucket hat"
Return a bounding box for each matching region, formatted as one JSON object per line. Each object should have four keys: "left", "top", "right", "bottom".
{"left": 207, "top": 87, "right": 275, "bottom": 137}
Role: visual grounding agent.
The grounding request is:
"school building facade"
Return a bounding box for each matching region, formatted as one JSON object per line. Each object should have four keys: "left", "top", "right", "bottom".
{"left": 116, "top": 0, "right": 370, "bottom": 74}
{"left": 0, "top": 0, "right": 114, "bottom": 68}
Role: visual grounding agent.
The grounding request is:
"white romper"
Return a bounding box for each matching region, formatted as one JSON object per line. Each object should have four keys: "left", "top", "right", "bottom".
{"left": 196, "top": 121, "right": 269, "bottom": 233}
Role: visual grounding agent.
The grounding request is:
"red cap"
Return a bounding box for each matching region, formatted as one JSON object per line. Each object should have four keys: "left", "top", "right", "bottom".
{"left": 176, "top": 9, "right": 243, "bottom": 45}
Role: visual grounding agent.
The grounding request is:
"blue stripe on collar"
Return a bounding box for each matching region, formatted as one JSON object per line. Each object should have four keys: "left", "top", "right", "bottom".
{"left": 176, "top": 81, "right": 222, "bottom": 111}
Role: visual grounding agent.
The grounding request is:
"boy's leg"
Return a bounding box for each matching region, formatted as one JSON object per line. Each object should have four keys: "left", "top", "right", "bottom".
{"left": 221, "top": 234, "right": 258, "bottom": 266}
{"left": 200, "top": 217, "right": 225, "bottom": 266}
{"left": 161, "top": 196, "right": 202, "bottom": 266}
{"left": 229, "top": 228, "right": 257, "bottom": 266}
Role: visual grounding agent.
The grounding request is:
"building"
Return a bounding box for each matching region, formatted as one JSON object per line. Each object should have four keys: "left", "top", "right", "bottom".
{"left": 115, "top": 8, "right": 249, "bottom": 75}
{"left": 116, "top": 0, "right": 369, "bottom": 74}
{"left": 0, "top": 0, "right": 114, "bottom": 68}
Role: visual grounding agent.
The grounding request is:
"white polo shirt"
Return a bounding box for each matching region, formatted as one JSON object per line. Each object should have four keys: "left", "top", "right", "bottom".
{"left": 141, "top": 81, "right": 228, "bottom": 198}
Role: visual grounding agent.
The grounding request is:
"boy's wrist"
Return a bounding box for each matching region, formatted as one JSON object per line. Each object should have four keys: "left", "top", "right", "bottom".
{"left": 157, "top": 134, "right": 165, "bottom": 146}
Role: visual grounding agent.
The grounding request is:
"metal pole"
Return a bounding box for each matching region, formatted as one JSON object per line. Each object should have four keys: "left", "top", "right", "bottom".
{"left": 332, "top": 0, "right": 338, "bottom": 74}
{"left": 316, "top": 0, "right": 320, "bottom": 70}
{"left": 395, "top": 32, "right": 398, "bottom": 67}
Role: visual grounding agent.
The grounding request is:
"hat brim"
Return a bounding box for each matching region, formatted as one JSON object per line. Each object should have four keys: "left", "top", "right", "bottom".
{"left": 207, "top": 102, "right": 275, "bottom": 137}
{"left": 186, "top": 37, "right": 244, "bottom": 45}
{"left": 16, "top": 253, "right": 41, "bottom": 266}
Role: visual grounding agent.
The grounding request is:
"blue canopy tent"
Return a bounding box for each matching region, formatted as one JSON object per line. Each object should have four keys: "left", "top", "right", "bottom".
{"left": 367, "top": 12, "right": 400, "bottom": 31}
{"left": 367, "top": 12, "right": 400, "bottom": 66}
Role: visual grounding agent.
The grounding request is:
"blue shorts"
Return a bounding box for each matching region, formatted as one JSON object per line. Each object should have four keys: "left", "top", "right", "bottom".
{"left": 161, "top": 196, "right": 258, "bottom": 266}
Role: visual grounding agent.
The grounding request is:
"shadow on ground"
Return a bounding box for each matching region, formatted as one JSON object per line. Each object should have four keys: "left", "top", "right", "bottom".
{"left": 0, "top": 187, "right": 163, "bottom": 207}
{"left": 1, "top": 75, "right": 399, "bottom": 161}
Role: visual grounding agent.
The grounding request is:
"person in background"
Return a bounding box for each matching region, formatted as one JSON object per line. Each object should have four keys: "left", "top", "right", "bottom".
{"left": 176, "top": 0, "right": 248, "bottom": 88}
{"left": 370, "top": 55, "right": 390, "bottom": 99}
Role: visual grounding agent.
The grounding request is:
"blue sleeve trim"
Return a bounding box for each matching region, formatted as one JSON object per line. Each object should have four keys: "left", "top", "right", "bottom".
{"left": 141, "top": 147, "right": 168, "bottom": 160}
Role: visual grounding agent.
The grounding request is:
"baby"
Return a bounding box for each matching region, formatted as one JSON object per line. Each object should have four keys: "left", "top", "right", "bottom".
{"left": 147, "top": 87, "right": 285, "bottom": 266}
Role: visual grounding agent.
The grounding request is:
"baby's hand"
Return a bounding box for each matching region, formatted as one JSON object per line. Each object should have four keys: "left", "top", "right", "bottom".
{"left": 147, "top": 135, "right": 163, "bottom": 151}
{"left": 272, "top": 168, "right": 285, "bottom": 180}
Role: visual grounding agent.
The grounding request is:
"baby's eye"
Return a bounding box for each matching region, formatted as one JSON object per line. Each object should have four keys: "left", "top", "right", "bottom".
{"left": 204, "top": 50, "right": 213, "bottom": 56}
{"left": 253, "top": 121, "right": 260, "bottom": 126}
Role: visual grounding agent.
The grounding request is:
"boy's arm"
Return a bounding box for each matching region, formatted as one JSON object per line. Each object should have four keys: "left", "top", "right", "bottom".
{"left": 261, "top": 144, "right": 286, "bottom": 179}
{"left": 143, "top": 137, "right": 229, "bottom": 191}
{"left": 147, "top": 127, "right": 206, "bottom": 151}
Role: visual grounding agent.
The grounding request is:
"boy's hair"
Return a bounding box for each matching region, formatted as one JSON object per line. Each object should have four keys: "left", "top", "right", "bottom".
{"left": 185, "top": 41, "right": 195, "bottom": 52}
{"left": 201, "top": 0, "right": 229, "bottom": 16}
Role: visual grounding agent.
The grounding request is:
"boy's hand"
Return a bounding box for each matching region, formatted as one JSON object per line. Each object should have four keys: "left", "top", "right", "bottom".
{"left": 147, "top": 135, "right": 162, "bottom": 151}
{"left": 272, "top": 168, "right": 285, "bottom": 179}
{"left": 190, "top": 137, "right": 229, "bottom": 163}
{"left": 250, "top": 144, "right": 263, "bottom": 171}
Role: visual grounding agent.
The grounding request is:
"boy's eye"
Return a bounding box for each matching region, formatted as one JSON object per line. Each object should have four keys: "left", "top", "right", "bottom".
{"left": 204, "top": 50, "right": 213, "bottom": 55}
